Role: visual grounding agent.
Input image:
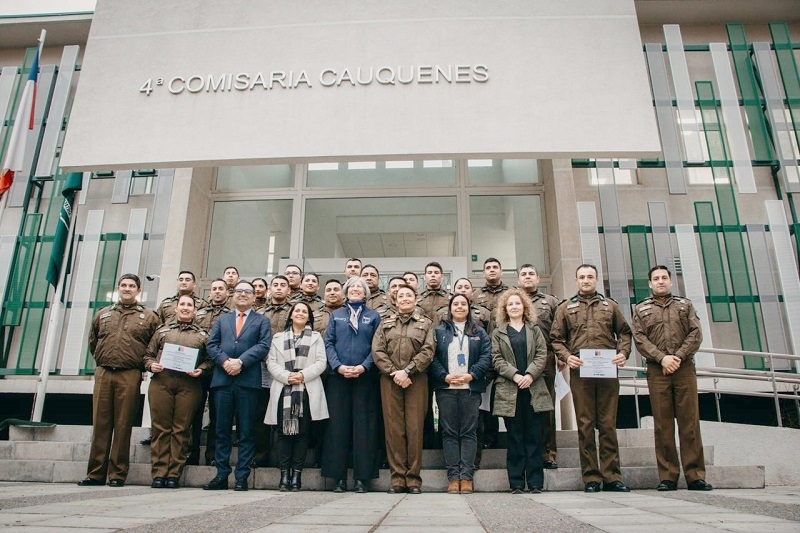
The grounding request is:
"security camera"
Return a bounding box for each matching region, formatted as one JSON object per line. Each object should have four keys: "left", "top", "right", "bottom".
{"left": 145, "top": 274, "right": 160, "bottom": 281}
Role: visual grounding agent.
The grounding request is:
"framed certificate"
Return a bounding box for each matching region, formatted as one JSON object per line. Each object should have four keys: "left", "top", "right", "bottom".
{"left": 579, "top": 349, "right": 617, "bottom": 378}
{"left": 160, "top": 343, "right": 199, "bottom": 373}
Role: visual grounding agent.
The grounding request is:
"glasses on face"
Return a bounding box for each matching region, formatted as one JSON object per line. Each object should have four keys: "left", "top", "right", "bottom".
{"left": 234, "top": 289, "right": 254, "bottom": 295}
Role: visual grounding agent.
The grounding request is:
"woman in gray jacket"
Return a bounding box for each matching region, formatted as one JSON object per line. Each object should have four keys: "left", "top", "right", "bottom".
{"left": 491, "top": 289, "right": 553, "bottom": 493}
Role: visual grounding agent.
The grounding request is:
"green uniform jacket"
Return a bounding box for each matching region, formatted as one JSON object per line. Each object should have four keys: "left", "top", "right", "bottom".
{"left": 491, "top": 320, "right": 553, "bottom": 417}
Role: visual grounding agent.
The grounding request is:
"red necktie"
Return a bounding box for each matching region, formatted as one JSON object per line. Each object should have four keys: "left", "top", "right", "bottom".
{"left": 236, "top": 312, "right": 245, "bottom": 336}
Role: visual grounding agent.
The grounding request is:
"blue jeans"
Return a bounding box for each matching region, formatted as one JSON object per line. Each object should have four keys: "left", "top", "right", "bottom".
{"left": 436, "top": 388, "right": 481, "bottom": 481}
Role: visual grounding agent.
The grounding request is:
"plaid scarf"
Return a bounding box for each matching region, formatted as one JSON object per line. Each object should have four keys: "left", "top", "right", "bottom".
{"left": 281, "top": 326, "right": 313, "bottom": 435}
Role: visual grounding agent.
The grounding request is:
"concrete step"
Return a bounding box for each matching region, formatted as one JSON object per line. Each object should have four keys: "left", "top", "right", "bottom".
{"left": 0, "top": 459, "right": 764, "bottom": 491}
{"left": 8, "top": 425, "right": 657, "bottom": 448}
{"left": 0, "top": 439, "right": 713, "bottom": 469}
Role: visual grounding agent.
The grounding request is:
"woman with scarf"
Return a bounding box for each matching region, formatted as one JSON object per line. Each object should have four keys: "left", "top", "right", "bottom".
{"left": 266, "top": 301, "right": 328, "bottom": 491}
{"left": 321, "top": 276, "right": 382, "bottom": 493}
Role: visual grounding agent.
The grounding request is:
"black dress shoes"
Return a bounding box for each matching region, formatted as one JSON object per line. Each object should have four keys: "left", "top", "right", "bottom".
{"left": 203, "top": 476, "right": 229, "bottom": 490}
{"left": 511, "top": 487, "right": 525, "bottom": 494}
{"left": 657, "top": 480, "right": 678, "bottom": 491}
{"left": 529, "top": 486, "right": 543, "bottom": 494}
{"left": 408, "top": 487, "right": 421, "bottom": 494}
{"left": 333, "top": 479, "right": 347, "bottom": 493}
{"left": 77, "top": 478, "right": 104, "bottom": 487}
{"left": 234, "top": 478, "right": 248, "bottom": 491}
{"left": 108, "top": 479, "right": 125, "bottom": 487}
{"left": 543, "top": 460, "right": 558, "bottom": 469}
{"left": 602, "top": 481, "right": 631, "bottom": 492}
{"left": 353, "top": 480, "right": 368, "bottom": 493}
{"left": 687, "top": 479, "right": 713, "bottom": 491}
{"left": 151, "top": 477, "right": 166, "bottom": 489}
{"left": 166, "top": 477, "right": 180, "bottom": 489}
{"left": 387, "top": 486, "right": 406, "bottom": 494}
{"left": 584, "top": 481, "right": 601, "bottom": 493}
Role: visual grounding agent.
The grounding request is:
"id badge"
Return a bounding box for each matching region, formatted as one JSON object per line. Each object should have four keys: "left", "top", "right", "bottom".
{"left": 457, "top": 353, "right": 466, "bottom": 366}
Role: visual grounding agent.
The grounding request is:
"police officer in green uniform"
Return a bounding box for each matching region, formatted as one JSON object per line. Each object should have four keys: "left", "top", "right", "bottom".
{"left": 145, "top": 295, "right": 212, "bottom": 488}
{"left": 156, "top": 270, "right": 206, "bottom": 325}
{"left": 252, "top": 277, "right": 268, "bottom": 312}
{"left": 313, "top": 279, "right": 345, "bottom": 335}
{"left": 633, "top": 265, "right": 711, "bottom": 492}
{"left": 518, "top": 264, "right": 561, "bottom": 469}
{"left": 285, "top": 264, "right": 304, "bottom": 302}
{"left": 298, "top": 272, "right": 324, "bottom": 312}
{"left": 551, "top": 264, "right": 632, "bottom": 493}
{"left": 222, "top": 266, "right": 239, "bottom": 309}
{"left": 78, "top": 274, "right": 160, "bottom": 487}
{"left": 362, "top": 264, "right": 390, "bottom": 312}
{"left": 417, "top": 261, "right": 452, "bottom": 320}
{"left": 475, "top": 257, "right": 509, "bottom": 314}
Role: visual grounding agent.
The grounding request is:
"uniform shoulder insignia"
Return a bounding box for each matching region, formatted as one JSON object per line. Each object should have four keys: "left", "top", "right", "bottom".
{"left": 674, "top": 296, "right": 688, "bottom": 304}
{"left": 566, "top": 302, "right": 579, "bottom": 309}
{"left": 637, "top": 304, "right": 652, "bottom": 312}
{"left": 99, "top": 311, "right": 112, "bottom": 319}
{"left": 200, "top": 330, "right": 208, "bottom": 336}
{"left": 196, "top": 309, "right": 208, "bottom": 316}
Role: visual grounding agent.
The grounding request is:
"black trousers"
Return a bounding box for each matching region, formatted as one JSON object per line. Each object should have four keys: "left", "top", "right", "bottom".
{"left": 321, "top": 372, "right": 380, "bottom": 480}
{"left": 503, "top": 389, "right": 544, "bottom": 490}
{"left": 276, "top": 391, "right": 312, "bottom": 471}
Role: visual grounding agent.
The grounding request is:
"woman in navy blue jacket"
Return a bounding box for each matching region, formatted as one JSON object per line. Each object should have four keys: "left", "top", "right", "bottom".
{"left": 321, "top": 276, "right": 381, "bottom": 493}
{"left": 430, "top": 294, "right": 492, "bottom": 494}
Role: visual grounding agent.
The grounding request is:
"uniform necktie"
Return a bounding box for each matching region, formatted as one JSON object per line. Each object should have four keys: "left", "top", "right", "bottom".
{"left": 236, "top": 312, "right": 245, "bottom": 336}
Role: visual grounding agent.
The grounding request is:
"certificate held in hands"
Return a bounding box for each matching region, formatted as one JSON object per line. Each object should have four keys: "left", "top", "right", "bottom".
{"left": 579, "top": 349, "right": 617, "bottom": 378}
{"left": 160, "top": 343, "right": 199, "bottom": 373}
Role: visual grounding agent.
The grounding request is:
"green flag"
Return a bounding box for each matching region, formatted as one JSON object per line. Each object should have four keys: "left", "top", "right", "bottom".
{"left": 45, "top": 172, "right": 83, "bottom": 287}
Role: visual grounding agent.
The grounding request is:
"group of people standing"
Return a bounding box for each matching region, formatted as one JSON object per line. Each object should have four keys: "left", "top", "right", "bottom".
{"left": 77, "top": 257, "right": 712, "bottom": 495}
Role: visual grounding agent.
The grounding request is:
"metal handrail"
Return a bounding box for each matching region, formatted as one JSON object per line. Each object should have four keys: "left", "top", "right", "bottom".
{"left": 617, "top": 347, "right": 799, "bottom": 428}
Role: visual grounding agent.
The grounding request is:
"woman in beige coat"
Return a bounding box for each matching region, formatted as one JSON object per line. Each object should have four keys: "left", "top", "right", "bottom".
{"left": 266, "top": 301, "right": 329, "bottom": 491}
{"left": 492, "top": 289, "right": 553, "bottom": 493}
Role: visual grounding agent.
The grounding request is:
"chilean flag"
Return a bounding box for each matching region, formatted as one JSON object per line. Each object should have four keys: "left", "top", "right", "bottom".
{"left": 0, "top": 31, "right": 45, "bottom": 200}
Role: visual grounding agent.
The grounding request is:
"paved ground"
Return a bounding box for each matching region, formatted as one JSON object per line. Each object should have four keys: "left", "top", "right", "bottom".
{"left": 0, "top": 483, "right": 798, "bottom": 532}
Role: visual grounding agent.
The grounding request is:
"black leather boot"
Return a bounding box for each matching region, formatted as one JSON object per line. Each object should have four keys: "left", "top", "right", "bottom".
{"left": 290, "top": 469, "right": 302, "bottom": 492}
{"left": 279, "top": 470, "right": 290, "bottom": 492}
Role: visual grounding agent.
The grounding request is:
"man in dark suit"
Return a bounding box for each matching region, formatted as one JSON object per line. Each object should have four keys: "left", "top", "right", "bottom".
{"left": 203, "top": 280, "right": 271, "bottom": 491}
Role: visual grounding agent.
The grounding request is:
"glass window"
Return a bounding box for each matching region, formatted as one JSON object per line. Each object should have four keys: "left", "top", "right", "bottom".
{"left": 216, "top": 164, "right": 294, "bottom": 190}
{"left": 469, "top": 195, "right": 545, "bottom": 273}
{"left": 467, "top": 159, "right": 539, "bottom": 185}
{"left": 206, "top": 199, "right": 293, "bottom": 277}
{"left": 303, "top": 196, "right": 458, "bottom": 258}
{"left": 307, "top": 160, "right": 455, "bottom": 187}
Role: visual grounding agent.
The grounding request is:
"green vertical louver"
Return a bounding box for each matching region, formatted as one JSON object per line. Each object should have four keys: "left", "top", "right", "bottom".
{"left": 1, "top": 214, "right": 42, "bottom": 327}
{"left": 16, "top": 176, "right": 66, "bottom": 373}
{"left": 697, "top": 81, "right": 764, "bottom": 368}
{"left": 82, "top": 233, "right": 124, "bottom": 374}
{"left": 770, "top": 22, "right": 800, "bottom": 150}
{"left": 627, "top": 225, "right": 651, "bottom": 303}
{"left": 726, "top": 24, "right": 773, "bottom": 163}
{"left": 694, "top": 202, "right": 731, "bottom": 321}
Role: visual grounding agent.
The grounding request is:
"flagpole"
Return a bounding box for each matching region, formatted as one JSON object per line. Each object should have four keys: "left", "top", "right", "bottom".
{"left": 32, "top": 186, "right": 79, "bottom": 422}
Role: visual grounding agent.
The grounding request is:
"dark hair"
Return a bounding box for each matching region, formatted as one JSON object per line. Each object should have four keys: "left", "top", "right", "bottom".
{"left": 483, "top": 257, "right": 501, "bottom": 268}
{"left": 118, "top": 273, "right": 141, "bottom": 288}
{"left": 285, "top": 301, "right": 315, "bottom": 330}
{"left": 302, "top": 272, "right": 319, "bottom": 282}
{"left": 346, "top": 258, "right": 362, "bottom": 266}
{"left": 178, "top": 270, "right": 196, "bottom": 281}
{"left": 648, "top": 265, "right": 672, "bottom": 280}
{"left": 518, "top": 264, "right": 538, "bottom": 275}
{"left": 223, "top": 266, "right": 239, "bottom": 275}
{"left": 576, "top": 263, "right": 598, "bottom": 276}
{"left": 210, "top": 278, "right": 227, "bottom": 287}
{"left": 446, "top": 293, "right": 481, "bottom": 335}
{"left": 453, "top": 277, "right": 473, "bottom": 289}
{"left": 425, "top": 261, "right": 443, "bottom": 274}
{"left": 395, "top": 283, "right": 416, "bottom": 297}
{"left": 388, "top": 276, "right": 406, "bottom": 286}
{"left": 177, "top": 294, "right": 197, "bottom": 307}
{"left": 252, "top": 277, "right": 268, "bottom": 286}
{"left": 285, "top": 264, "right": 302, "bottom": 275}
{"left": 325, "top": 279, "right": 343, "bottom": 288}
{"left": 402, "top": 271, "right": 418, "bottom": 281}
{"left": 234, "top": 280, "right": 255, "bottom": 291}
{"left": 271, "top": 275, "right": 289, "bottom": 286}
{"left": 361, "top": 264, "right": 379, "bottom": 275}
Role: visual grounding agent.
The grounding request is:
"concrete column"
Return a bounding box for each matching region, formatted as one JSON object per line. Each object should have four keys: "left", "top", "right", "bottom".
{"left": 542, "top": 158, "right": 580, "bottom": 431}
{"left": 156, "top": 167, "right": 214, "bottom": 302}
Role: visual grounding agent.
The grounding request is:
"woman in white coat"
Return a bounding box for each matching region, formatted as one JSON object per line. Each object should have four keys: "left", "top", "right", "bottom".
{"left": 266, "top": 301, "right": 329, "bottom": 491}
